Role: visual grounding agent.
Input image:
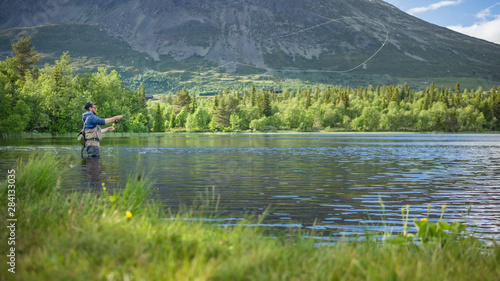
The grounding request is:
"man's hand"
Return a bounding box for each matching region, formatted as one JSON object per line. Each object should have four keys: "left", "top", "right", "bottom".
{"left": 102, "top": 126, "right": 116, "bottom": 133}
{"left": 105, "top": 115, "right": 124, "bottom": 125}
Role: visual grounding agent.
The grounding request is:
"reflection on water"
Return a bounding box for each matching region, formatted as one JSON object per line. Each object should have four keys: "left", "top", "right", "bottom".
{"left": 1, "top": 133, "right": 499, "bottom": 239}
{"left": 83, "top": 157, "right": 102, "bottom": 189}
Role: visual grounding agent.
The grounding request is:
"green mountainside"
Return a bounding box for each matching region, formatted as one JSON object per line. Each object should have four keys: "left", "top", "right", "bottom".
{"left": 1, "top": 0, "right": 499, "bottom": 94}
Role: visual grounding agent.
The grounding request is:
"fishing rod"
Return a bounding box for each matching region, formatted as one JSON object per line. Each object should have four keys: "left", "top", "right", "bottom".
{"left": 113, "top": 96, "right": 153, "bottom": 127}
{"left": 122, "top": 100, "right": 149, "bottom": 116}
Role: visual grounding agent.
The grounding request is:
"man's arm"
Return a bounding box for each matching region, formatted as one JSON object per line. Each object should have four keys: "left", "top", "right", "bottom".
{"left": 101, "top": 115, "right": 123, "bottom": 133}
{"left": 104, "top": 115, "right": 123, "bottom": 124}
{"left": 101, "top": 126, "right": 115, "bottom": 133}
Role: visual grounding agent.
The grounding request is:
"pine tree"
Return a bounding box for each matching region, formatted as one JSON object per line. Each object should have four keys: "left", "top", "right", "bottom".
{"left": 390, "top": 87, "right": 400, "bottom": 104}
{"left": 250, "top": 84, "right": 257, "bottom": 106}
{"left": 138, "top": 84, "right": 146, "bottom": 103}
{"left": 454, "top": 82, "right": 461, "bottom": 107}
{"left": 169, "top": 112, "right": 176, "bottom": 129}
{"left": 153, "top": 103, "right": 165, "bottom": 132}
{"left": 53, "top": 64, "right": 64, "bottom": 88}
{"left": 174, "top": 88, "right": 191, "bottom": 113}
{"left": 11, "top": 37, "right": 39, "bottom": 79}
{"left": 422, "top": 88, "right": 431, "bottom": 110}
{"left": 342, "top": 90, "right": 350, "bottom": 108}
{"left": 258, "top": 91, "right": 272, "bottom": 117}
{"left": 304, "top": 90, "right": 312, "bottom": 109}
{"left": 191, "top": 91, "right": 197, "bottom": 113}
{"left": 215, "top": 95, "right": 230, "bottom": 128}
{"left": 212, "top": 95, "right": 219, "bottom": 111}
{"left": 429, "top": 82, "right": 436, "bottom": 102}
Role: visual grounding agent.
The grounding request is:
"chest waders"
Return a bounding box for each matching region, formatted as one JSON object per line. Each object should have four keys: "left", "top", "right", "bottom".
{"left": 80, "top": 117, "right": 103, "bottom": 158}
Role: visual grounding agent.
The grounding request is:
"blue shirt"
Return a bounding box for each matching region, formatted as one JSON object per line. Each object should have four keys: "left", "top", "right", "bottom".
{"left": 82, "top": 111, "right": 105, "bottom": 129}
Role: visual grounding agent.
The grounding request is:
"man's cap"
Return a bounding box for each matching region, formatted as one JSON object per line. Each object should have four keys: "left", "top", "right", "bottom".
{"left": 84, "top": 102, "right": 98, "bottom": 110}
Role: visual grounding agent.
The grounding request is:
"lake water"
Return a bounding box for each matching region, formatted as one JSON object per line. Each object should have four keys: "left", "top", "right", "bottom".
{"left": 1, "top": 133, "right": 500, "bottom": 239}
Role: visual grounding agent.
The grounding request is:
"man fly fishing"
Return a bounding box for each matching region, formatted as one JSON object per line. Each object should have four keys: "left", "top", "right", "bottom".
{"left": 81, "top": 102, "right": 123, "bottom": 157}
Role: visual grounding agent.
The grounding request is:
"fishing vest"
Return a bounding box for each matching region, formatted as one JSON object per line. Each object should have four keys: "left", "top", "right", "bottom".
{"left": 84, "top": 126, "right": 103, "bottom": 148}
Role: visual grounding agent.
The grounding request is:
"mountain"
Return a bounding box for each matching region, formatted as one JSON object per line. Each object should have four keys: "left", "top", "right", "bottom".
{"left": 1, "top": 0, "right": 499, "bottom": 94}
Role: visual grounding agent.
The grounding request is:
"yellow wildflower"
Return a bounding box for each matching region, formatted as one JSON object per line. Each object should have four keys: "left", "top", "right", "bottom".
{"left": 421, "top": 217, "right": 428, "bottom": 222}
{"left": 126, "top": 211, "right": 133, "bottom": 218}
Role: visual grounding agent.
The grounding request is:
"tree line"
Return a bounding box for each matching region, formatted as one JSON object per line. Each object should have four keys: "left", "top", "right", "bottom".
{"left": 1, "top": 37, "right": 500, "bottom": 134}
{"left": 0, "top": 37, "right": 145, "bottom": 134}
{"left": 153, "top": 81, "right": 500, "bottom": 133}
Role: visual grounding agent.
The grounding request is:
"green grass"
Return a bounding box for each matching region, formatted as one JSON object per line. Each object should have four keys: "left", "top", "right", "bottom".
{"left": 1, "top": 153, "right": 499, "bottom": 280}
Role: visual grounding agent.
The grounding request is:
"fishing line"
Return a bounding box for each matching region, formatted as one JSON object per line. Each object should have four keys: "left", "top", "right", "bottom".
{"left": 107, "top": 15, "right": 389, "bottom": 131}
{"left": 122, "top": 100, "right": 150, "bottom": 116}
{"left": 112, "top": 98, "right": 152, "bottom": 130}
{"left": 159, "top": 15, "right": 389, "bottom": 94}
{"left": 227, "top": 16, "right": 389, "bottom": 74}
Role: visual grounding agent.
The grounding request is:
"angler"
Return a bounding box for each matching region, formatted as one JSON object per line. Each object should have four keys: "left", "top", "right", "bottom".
{"left": 81, "top": 102, "right": 123, "bottom": 157}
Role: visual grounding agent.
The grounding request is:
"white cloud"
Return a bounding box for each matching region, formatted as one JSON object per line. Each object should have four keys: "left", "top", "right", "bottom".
{"left": 447, "top": 2, "right": 500, "bottom": 44}
{"left": 447, "top": 17, "right": 500, "bottom": 44}
{"left": 476, "top": 2, "right": 500, "bottom": 20}
{"left": 408, "top": 0, "right": 463, "bottom": 15}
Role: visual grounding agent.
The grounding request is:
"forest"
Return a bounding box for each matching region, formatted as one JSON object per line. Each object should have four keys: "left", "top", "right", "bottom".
{"left": 1, "top": 37, "right": 500, "bottom": 134}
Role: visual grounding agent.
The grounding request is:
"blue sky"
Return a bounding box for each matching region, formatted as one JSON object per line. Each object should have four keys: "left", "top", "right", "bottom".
{"left": 383, "top": 0, "right": 500, "bottom": 44}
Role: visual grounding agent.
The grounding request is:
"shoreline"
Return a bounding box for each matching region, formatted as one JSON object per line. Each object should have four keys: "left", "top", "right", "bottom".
{"left": 1, "top": 130, "right": 499, "bottom": 139}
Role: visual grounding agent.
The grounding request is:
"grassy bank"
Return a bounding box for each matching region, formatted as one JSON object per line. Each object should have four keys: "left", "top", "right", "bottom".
{"left": 1, "top": 154, "right": 499, "bottom": 280}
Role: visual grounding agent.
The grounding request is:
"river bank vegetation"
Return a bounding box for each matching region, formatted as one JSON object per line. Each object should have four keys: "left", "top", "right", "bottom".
{"left": 2, "top": 38, "right": 500, "bottom": 135}
{"left": 1, "top": 153, "right": 499, "bottom": 280}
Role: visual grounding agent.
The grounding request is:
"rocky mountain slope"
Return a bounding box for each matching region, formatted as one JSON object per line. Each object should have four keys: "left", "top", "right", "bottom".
{"left": 1, "top": 0, "right": 499, "bottom": 91}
